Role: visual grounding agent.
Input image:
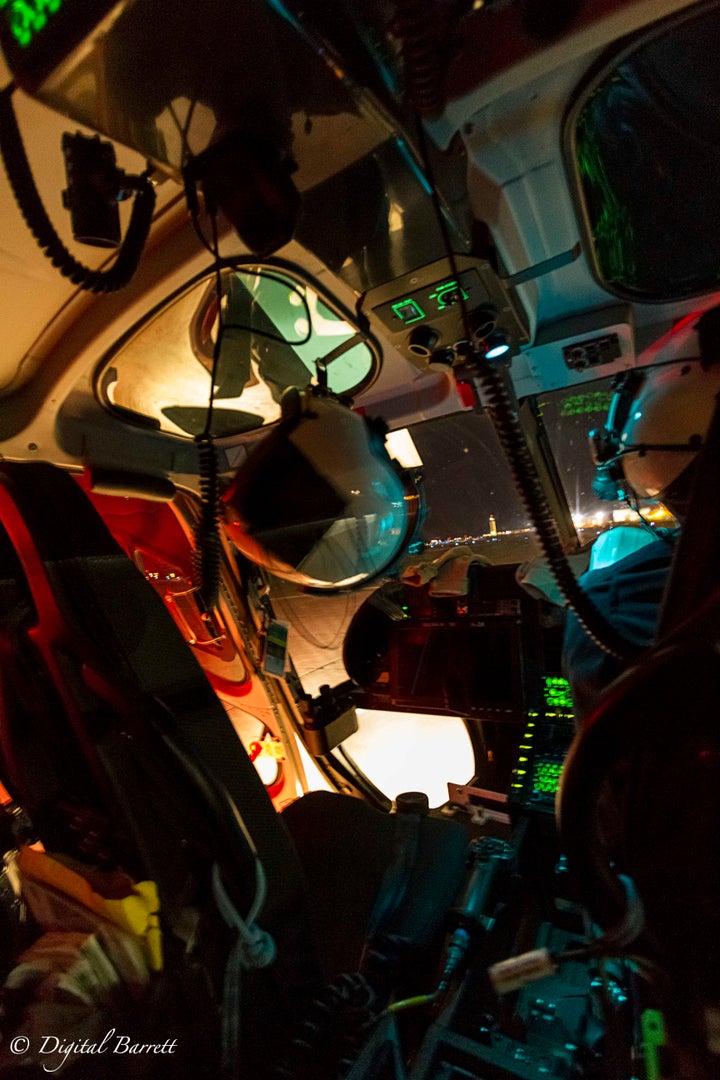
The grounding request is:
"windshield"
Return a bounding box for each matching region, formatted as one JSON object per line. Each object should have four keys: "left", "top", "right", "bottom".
{"left": 278, "top": 378, "right": 677, "bottom": 707}
{"left": 411, "top": 409, "right": 538, "bottom": 562}
{"left": 272, "top": 404, "right": 542, "bottom": 689}
{"left": 536, "top": 375, "right": 676, "bottom": 541}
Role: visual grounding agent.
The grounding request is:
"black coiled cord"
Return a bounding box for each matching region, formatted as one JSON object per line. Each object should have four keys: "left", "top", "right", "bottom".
{"left": 471, "top": 353, "right": 636, "bottom": 662}
{"left": 406, "top": 104, "right": 636, "bottom": 664}
{"left": 0, "top": 85, "right": 155, "bottom": 293}
{"left": 393, "top": 0, "right": 446, "bottom": 119}
{"left": 274, "top": 972, "right": 377, "bottom": 1080}
{"left": 193, "top": 434, "right": 222, "bottom": 607}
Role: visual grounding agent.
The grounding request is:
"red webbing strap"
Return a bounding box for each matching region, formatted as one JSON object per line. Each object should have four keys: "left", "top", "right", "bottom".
{"left": 0, "top": 484, "right": 114, "bottom": 795}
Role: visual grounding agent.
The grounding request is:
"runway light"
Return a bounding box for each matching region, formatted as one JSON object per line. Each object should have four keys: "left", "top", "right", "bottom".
{"left": 485, "top": 331, "right": 511, "bottom": 359}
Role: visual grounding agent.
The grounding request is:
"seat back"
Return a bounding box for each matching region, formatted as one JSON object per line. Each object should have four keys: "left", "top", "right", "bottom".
{"left": 0, "top": 461, "right": 470, "bottom": 1078}
{"left": 0, "top": 461, "right": 325, "bottom": 1070}
{"left": 558, "top": 618, "right": 720, "bottom": 1066}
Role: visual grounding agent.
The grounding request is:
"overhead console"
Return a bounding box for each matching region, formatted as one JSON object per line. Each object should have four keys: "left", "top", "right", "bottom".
{"left": 362, "top": 254, "right": 529, "bottom": 368}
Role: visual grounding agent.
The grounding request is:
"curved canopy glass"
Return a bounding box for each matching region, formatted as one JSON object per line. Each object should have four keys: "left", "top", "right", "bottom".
{"left": 569, "top": 4, "right": 720, "bottom": 302}
{"left": 99, "top": 265, "right": 379, "bottom": 438}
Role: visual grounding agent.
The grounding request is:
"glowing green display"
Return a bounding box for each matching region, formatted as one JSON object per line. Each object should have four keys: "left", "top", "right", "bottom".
{"left": 376, "top": 269, "right": 480, "bottom": 335}
{"left": 532, "top": 760, "right": 563, "bottom": 796}
{"left": 560, "top": 391, "right": 613, "bottom": 417}
{"left": 575, "top": 111, "right": 637, "bottom": 288}
{"left": 427, "top": 279, "right": 468, "bottom": 310}
{"left": 0, "top": 0, "right": 61, "bottom": 48}
{"left": 543, "top": 676, "right": 574, "bottom": 713}
{"left": 391, "top": 298, "right": 425, "bottom": 325}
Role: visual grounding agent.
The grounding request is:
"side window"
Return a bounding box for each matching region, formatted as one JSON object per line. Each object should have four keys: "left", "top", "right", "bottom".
{"left": 98, "top": 267, "right": 379, "bottom": 438}
{"left": 568, "top": 5, "right": 720, "bottom": 300}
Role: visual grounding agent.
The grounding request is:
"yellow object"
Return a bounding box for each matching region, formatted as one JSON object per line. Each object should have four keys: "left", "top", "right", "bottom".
{"left": 17, "top": 847, "right": 162, "bottom": 972}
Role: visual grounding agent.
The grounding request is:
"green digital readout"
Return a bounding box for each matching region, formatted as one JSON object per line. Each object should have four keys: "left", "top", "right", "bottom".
{"left": 532, "top": 760, "right": 564, "bottom": 796}
{"left": 390, "top": 280, "right": 468, "bottom": 324}
{"left": 543, "top": 675, "right": 574, "bottom": 712}
{"left": 0, "top": 0, "right": 115, "bottom": 91}
{"left": 560, "top": 391, "right": 613, "bottom": 417}
{"left": 391, "top": 298, "right": 426, "bottom": 325}
{"left": 374, "top": 269, "right": 481, "bottom": 336}
{"left": 427, "top": 279, "right": 468, "bottom": 310}
{"left": 0, "top": 0, "right": 61, "bottom": 49}
{"left": 389, "top": 280, "right": 468, "bottom": 325}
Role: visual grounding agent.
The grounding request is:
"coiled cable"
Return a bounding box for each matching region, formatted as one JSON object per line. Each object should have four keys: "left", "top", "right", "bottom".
{"left": 0, "top": 85, "right": 155, "bottom": 293}
{"left": 273, "top": 972, "right": 377, "bottom": 1080}
{"left": 406, "top": 102, "right": 636, "bottom": 663}
{"left": 393, "top": 0, "right": 446, "bottom": 119}
{"left": 191, "top": 209, "right": 227, "bottom": 608}
{"left": 193, "top": 434, "right": 222, "bottom": 607}
{"left": 469, "top": 353, "right": 635, "bottom": 662}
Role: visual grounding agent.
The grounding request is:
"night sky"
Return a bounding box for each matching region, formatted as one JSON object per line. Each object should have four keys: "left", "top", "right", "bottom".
{"left": 411, "top": 410, "right": 527, "bottom": 538}
{"left": 409, "top": 383, "right": 614, "bottom": 540}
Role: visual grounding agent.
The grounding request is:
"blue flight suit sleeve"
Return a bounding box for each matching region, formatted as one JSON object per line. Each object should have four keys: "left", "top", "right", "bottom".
{"left": 562, "top": 537, "right": 676, "bottom": 723}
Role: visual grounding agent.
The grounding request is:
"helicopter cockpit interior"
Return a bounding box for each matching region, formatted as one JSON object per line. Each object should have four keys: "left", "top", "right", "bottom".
{"left": 0, "top": 1, "right": 719, "bottom": 1077}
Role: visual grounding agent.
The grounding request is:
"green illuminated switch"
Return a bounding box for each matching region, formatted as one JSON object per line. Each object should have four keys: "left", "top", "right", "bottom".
{"left": 391, "top": 298, "right": 426, "bottom": 324}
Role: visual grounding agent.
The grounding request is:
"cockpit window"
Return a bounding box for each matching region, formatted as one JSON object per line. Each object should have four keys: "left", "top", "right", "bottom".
{"left": 536, "top": 376, "right": 674, "bottom": 540}
{"left": 568, "top": 4, "right": 720, "bottom": 301}
{"left": 98, "top": 265, "right": 379, "bottom": 438}
{"left": 410, "top": 408, "right": 540, "bottom": 563}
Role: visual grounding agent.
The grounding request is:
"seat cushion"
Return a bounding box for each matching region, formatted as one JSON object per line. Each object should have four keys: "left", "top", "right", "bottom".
{"left": 283, "top": 790, "right": 468, "bottom": 978}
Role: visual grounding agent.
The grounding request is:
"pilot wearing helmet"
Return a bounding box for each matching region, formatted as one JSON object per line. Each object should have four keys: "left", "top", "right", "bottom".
{"left": 563, "top": 305, "right": 720, "bottom": 722}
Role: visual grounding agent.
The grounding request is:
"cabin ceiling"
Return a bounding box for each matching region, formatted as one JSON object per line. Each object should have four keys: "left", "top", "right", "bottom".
{"left": 0, "top": 0, "right": 716, "bottom": 476}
